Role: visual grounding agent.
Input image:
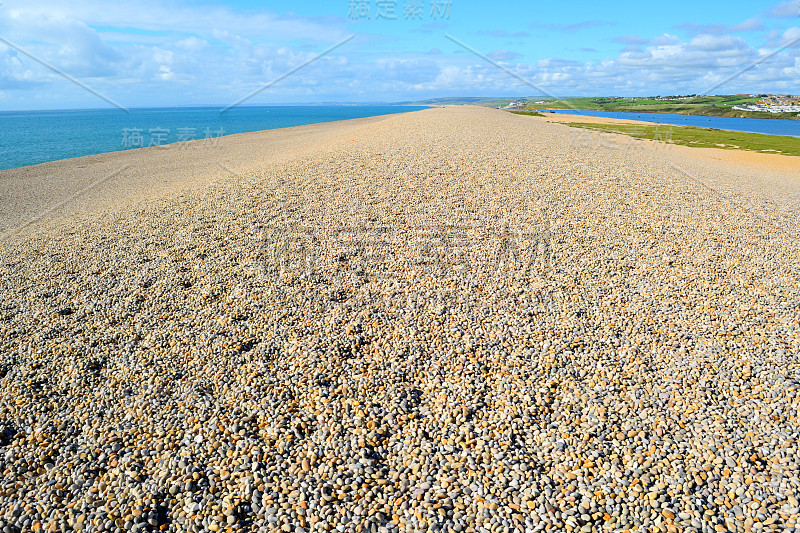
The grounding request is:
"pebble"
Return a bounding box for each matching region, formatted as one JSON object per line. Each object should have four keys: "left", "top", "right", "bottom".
{"left": 0, "top": 106, "right": 798, "bottom": 531}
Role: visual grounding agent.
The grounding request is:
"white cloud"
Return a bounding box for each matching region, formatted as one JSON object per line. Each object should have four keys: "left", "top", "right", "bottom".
{"left": 176, "top": 37, "right": 208, "bottom": 52}
{"left": 443, "top": 29, "right": 799, "bottom": 97}
{"left": 0, "top": 1, "right": 356, "bottom": 106}
{"left": 158, "top": 65, "right": 174, "bottom": 81}
{"left": 767, "top": 1, "right": 800, "bottom": 18}
{"left": 1, "top": 11, "right": 123, "bottom": 77}
{"left": 487, "top": 50, "right": 521, "bottom": 61}
{"left": 731, "top": 18, "right": 765, "bottom": 32}
{"left": 153, "top": 49, "right": 173, "bottom": 65}
{"left": 652, "top": 34, "right": 682, "bottom": 46}
{"left": 689, "top": 35, "right": 750, "bottom": 52}
{"left": 3, "top": 0, "right": 349, "bottom": 43}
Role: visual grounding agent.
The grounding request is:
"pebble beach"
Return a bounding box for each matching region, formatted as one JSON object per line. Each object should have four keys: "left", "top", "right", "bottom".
{"left": 1, "top": 106, "right": 799, "bottom": 533}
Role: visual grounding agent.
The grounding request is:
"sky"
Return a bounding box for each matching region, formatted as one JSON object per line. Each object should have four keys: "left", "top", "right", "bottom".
{"left": 0, "top": 0, "right": 798, "bottom": 110}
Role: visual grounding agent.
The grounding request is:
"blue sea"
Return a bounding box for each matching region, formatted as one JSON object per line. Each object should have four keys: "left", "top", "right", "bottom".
{"left": 0, "top": 105, "right": 428, "bottom": 171}
{"left": 546, "top": 109, "right": 800, "bottom": 138}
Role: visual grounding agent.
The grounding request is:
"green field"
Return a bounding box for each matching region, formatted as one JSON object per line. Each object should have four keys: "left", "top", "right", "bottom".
{"left": 509, "top": 110, "right": 545, "bottom": 117}
{"left": 527, "top": 95, "right": 800, "bottom": 120}
{"left": 558, "top": 122, "right": 800, "bottom": 156}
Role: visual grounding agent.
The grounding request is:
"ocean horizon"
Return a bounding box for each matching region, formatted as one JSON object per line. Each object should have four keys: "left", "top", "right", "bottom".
{"left": 0, "top": 105, "right": 428, "bottom": 171}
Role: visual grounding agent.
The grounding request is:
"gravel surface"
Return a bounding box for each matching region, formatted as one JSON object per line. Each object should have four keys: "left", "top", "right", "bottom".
{"left": 1, "top": 106, "right": 799, "bottom": 533}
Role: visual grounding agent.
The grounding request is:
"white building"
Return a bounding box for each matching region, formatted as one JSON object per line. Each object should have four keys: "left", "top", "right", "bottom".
{"left": 732, "top": 104, "right": 800, "bottom": 114}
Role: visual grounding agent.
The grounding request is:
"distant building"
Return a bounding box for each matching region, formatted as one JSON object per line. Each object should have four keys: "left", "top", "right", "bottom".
{"left": 733, "top": 103, "right": 800, "bottom": 114}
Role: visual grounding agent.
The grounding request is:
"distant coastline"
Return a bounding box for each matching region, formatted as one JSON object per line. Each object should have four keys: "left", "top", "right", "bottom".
{"left": 406, "top": 95, "right": 800, "bottom": 121}
{"left": 525, "top": 95, "right": 800, "bottom": 121}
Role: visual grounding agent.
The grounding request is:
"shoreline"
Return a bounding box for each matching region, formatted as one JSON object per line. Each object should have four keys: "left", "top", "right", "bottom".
{"left": 529, "top": 111, "right": 800, "bottom": 172}
{"left": 0, "top": 104, "right": 427, "bottom": 172}
{"left": 0, "top": 109, "right": 428, "bottom": 238}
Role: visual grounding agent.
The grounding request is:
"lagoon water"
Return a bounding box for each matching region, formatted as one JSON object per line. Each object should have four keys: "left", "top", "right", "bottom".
{"left": 547, "top": 109, "right": 800, "bottom": 138}
{"left": 0, "top": 106, "right": 428, "bottom": 170}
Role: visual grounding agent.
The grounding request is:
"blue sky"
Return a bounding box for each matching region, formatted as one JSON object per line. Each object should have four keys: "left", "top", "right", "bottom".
{"left": 0, "top": 0, "right": 798, "bottom": 109}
